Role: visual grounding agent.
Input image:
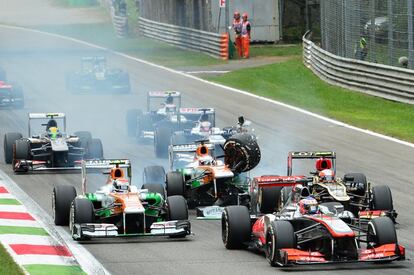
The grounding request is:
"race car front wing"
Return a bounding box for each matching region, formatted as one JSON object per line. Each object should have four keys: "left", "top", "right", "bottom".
{"left": 72, "top": 220, "right": 191, "bottom": 240}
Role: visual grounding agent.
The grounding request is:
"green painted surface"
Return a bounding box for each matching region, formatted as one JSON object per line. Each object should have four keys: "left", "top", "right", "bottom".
{"left": 0, "top": 243, "right": 24, "bottom": 275}
{"left": 0, "top": 226, "right": 48, "bottom": 236}
{"left": 24, "top": 265, "right": 86, "bottom": 275}
{"left": 0, "top": 198, "right": 21, "bottom": 205}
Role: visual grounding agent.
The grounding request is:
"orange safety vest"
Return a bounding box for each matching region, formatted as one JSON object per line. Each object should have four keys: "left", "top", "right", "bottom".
{"left": 241, "top": 20, "right": 251, "bottom": 37}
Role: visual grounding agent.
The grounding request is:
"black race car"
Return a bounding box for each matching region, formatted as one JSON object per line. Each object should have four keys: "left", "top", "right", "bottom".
{"left": 3, "top": 113, "right": 103, "bottom": 172}
{"left": 66, "top": 57, "right": 130, "bottom": 93}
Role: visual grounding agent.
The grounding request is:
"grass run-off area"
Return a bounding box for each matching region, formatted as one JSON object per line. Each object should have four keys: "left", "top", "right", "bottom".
{"left": 0, "top": 243, "right": 24, "bottom": 275}
{"left": 206, "top": 57, "right": 414, "bottom": 143}
{"left": 36, "top": 18, "right": 413, "bottom": 142}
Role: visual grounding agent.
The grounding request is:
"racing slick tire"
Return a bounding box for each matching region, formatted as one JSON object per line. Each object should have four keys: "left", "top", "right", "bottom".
{"left": 126, "top": 109, "right": 141, "bottom": 137}
{"left": 52, "top": 185, "right": 77, "bottom": 226}
{"left": 224, "top": 133, "right": 261, "bottom": 173}
{"left": 259, "top": 186, "right": 282, "bottom": 214}
{"left": 14, "top": 139, "right": 30, "bottom": 160}
{"left": 343, "top": 173, "right": 367, "bottom": 196}
{"left": 142, "top": 183, "right": 166, "bottom": 200}
{"left": 70, "top": 198, "right": 94, "bottom": 240}
{"left": 143, "top": 165, "right": 165, "bottom": 186}
{"left": 87, "top": 138, "right": 103, "bottom": 159}
{"left": 11, "top": 84, "right": 24, "bottom": 108}
{"left": 4, "top": 132, "right": 22, "bottom": 164}
{"left": 222, "top": 206, "right": 251, "bottom": 249}
{"left": 170, "top": 132, "right": 188, "bottom": 145}
{"left": 266, "top": 220, "right": 296, "bottom": 266}
{"left": 74, "top": 131, "right": 92, "bottom": 152}
{"left": 368, "top": 217, "right": 397, "bottom": 247}
{"left": 166, "top": 171, "right": 185, "bottom": 197}
{"left": 154, "top": 126, "right": 172, "bottom": 158}
{"left": 167, "top": 195, "right": 188, "bottom": 221}
{"left": 371, "top": 185, "right": 393, "bottom": 211}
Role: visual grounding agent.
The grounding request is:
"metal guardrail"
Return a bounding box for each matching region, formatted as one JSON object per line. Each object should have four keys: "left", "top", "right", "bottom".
{"left": 303, "top": 32, "right": 414, "bottom": 105}
{"left": 138, "top": 17, "right": 229, "bottom": 59}
{"left": 110, "top": 7, "right": 128, "bottom": 38}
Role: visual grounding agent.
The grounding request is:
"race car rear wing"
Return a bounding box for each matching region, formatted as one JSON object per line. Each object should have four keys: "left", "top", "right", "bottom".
{"left": 253, "top": 175, "right": 309, "bottom": 188}
{"left": 28, "top": 113, "right": 67, "bottom": 137}
{"left": 147, "top": 91, "right": 181, "bottom": 112}
{"left": 287, "top": 151, "right": 336, "bottom": 176}
{"left": 169, "top": 143, "right": 215, "bottom": 153}
{"left": 178, "top": 108, "right": 215, "bottom": 114}
{"left": 81, "top": 159, "right": 132, "bottom": 195}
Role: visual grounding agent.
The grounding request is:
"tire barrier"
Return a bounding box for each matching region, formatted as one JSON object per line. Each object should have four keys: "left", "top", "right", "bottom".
{"left": 303, "top": 31, "right": 414, "bottom": 105}
{"left": 139, "top": 17, "right": 229, "bottom": 60}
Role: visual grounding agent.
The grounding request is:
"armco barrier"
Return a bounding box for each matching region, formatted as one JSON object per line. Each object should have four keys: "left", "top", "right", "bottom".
{"left": 303, "top": 32, "right": 414, "bottom": 105}
{"left": 138, "top": 17, "right": 229, "bottom": 59}
{"left": 110, "top": 6, "right": 128, "bottom": 38}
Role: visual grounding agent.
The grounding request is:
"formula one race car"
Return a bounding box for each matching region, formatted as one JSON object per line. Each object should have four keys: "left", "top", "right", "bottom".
{"left": 0, "top": 80, "right": 24, "bottom": 108}
{"left": 3, "top": 113, "right": 103, "bottom": 172}
{"left": 52, "top": 159, "right": 191, "bottom": 240}
{"left": 222, "top": 176, "right": 405, "bottom": 267}
{"left": 146, "top": 133, "right": 261, "bottom": 218}
{"left": 276, "top": 151, "right": 397, "bottom": 220}
{"left": 66, "top": 57, "right": 130, "bottom": 93}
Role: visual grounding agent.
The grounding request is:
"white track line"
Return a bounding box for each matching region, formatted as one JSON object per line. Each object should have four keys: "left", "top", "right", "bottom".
{"left": 0, "top": 24, "right": 413, "bottom": 149}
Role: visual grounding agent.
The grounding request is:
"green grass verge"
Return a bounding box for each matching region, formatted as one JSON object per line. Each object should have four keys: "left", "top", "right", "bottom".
{"left": 0, "top": 243, "right": 24, "bottom": 275}
{"left": 205, "top": 57, "right": 414, "bottom": 143}
{"left": 249, "top": 44, "right": 302, "bottom": 57}
{"left": 36, "top": 23, "right": 225, "bottom": 67}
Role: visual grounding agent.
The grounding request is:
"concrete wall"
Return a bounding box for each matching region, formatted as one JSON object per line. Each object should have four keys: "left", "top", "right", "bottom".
{"left": 138, "top": 0, "right": 280, "bottom": 42}
{"left": 211, "top": 0, "right": 281, "bottom": 42}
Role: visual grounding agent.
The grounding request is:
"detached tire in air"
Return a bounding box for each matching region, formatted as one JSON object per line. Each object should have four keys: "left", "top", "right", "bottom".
{"left": 224, "top": 133, "right": 261, "bottom": 173}
{"left": 53, "top": 185, "right": 77, "bottom": 226}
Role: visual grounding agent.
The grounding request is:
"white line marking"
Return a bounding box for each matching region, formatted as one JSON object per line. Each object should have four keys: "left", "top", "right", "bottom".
{"left": 0, "top": 170, "right": 110, "bottom": 275}
{"left": 0, "top": 24, "right": 412, "bottom": 148}
{"left": 0, "top": 219, "right": 40, "bottom": 227}
{"left": 183, "top": 70, "right": 230, "bottom": 74}
{"left": 0, "top": 193, "right": 15, "bottom": 199}
{"left": 11, "top": 254, "right": 78, "bottom": 266}
{"left": 0, "top": 205, "right": 26, "bottom": 212}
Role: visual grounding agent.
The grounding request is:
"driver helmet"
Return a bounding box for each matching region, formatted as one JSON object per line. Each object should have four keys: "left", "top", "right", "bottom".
{"left": 200, "top": 121, "right": 211, "bottom": 133}
{"left": 200, "top": 113, "right": 209, "bottom": 122}
{"left": 198, "top": 155, "right": 213, "bottom": 166}
{"left": 165, "top": 95, "right": 174, "bottom": 104}
{"left": 113, "top": 178, "right": 129, "bottom": 192}
{"left": 299, "top": 196, "right": 319, "bottom": 215}
{"left": 319, "top": 169, "right": 335, "bottom": 182}
{"left": 47, "top": 127, "right": 60, "bottom": 139}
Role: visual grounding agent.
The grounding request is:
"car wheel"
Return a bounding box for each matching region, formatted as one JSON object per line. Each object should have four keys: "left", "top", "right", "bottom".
{"left": 143, "top": 165, "right": 165, "bottom": 186}
{"left": 371, "top": 185, "right": 393, "bottom": 211}
{"left": 343, "top": 173, "right": 367, "bottom": 196}
{"left": 154, "top": 126, "right": 172, "bottom": 158}
{"left": 87, "top": 138, "right": 103, "bottom": 159}
{"left": 52, "top": 185, "right": 77, "bottom": 226}
{"left": 4, "top": 133, "right": 22, "bottom": 164}
{"left": 167, "top": 195, "right": 188, "bottom": 221}
{"left": 14, "top": 139, "right": 30, "bottom": 160}
{"left": 70, "top": 198, "right": 94, "bottom": 240}
{"left": 266, "top": 220, "right": 296, "bottom": 266}
{"left": 224, "top": 133, "right": 261, "bottom": 173}
{"left": 142, "top": 183, "right": 166, "bottom": 200}
{"left": 367, "top": 217, "right": 397, "bottom": 247}
{"left": 259, "top": 186, "right": 282, "bottom": 214}
{"left": 74, "top": 131, "right": 92, "bottom": 152}
{"left": 166, "top": 171, "right": 185, "bottom": 196}
{"left": 126, "top": 109, "right": 141, "bottom": 137}
{"left": 222, "top": 205, "right": 251, "bottom": 249}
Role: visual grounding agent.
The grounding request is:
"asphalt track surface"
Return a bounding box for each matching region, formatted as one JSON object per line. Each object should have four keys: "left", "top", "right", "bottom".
{"left": 0, "top": 27, "right": 413, "bottom": 275}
